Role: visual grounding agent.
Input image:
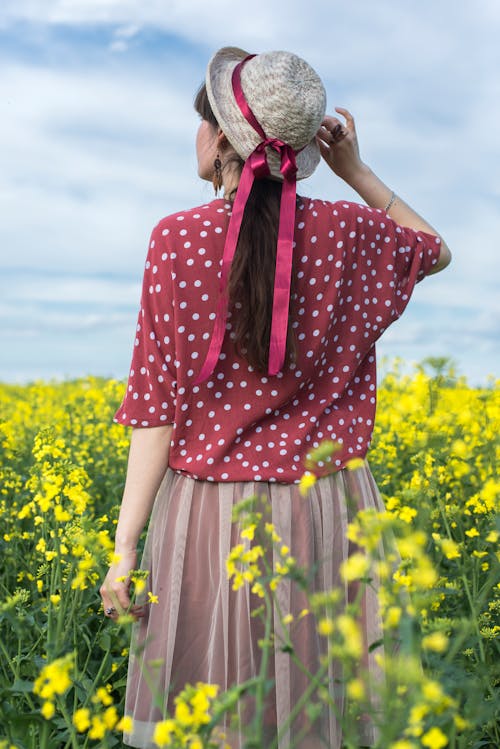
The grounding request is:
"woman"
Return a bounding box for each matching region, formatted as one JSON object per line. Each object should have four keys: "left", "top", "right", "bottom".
{"left": 101, "top": 47, "right": 451, "bottom": 748}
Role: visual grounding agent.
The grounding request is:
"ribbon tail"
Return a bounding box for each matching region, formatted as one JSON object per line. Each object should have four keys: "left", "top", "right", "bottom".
{"left": 195, "top": 160, "right": 256, "bottom": 384}
{"left": 268, "top": 176, "right": 296, "bottom": 376}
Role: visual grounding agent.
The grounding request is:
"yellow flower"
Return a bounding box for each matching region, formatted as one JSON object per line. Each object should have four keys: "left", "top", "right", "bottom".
{"left": 384, "top": 606, "right": 402, "bottom": 629}
{"left": 465, "top": 527, "right": 480, "bottom": 538}
{"left": 453, "top": 714, "right": 470, "bottom": 731}
{"left": 241, "top": 523, "right": 256, "bottom": 540}
{"left": 264, "top": 522, "right": 281, "bottom": 542}
{"left": 413, "top": 560, "right": 438, "bottom": 588}
{"left": 422, "top": 680, "right": 444, "bottom": 703}
{"left": 398, "top": 505, "right": 417, "bottom": 523}
{"left": 409, "top": 702, "right": 429, "bottom": 726}
{"left": 103, "top": 705, "right": 119, "bottom": 729}
{"left": 92, "top": 685, "right": 113, "bottom": 706}
{"left": 317, "top": 617, "right": 334, "bottom": 636}
{"left": 422, "top": 632, "right": 448, "bottom": 653}
{"left": 153, "top": 719, "right": 176, "bottom": 745}
{"left": 421, "top": 726, "right": 448, "bottom": 748}
{"left": 340, "top": 552, "right": 369, "bottom": 582}
{"left": 117, "top": 715, "right": 134, "bottom": 731}
{"left": 34, "top": 654, "right": 73, "bottom": 701}
{"left": 88, "top": 715, "right": 106, "bottom": 740}
{"left": 134, "top": 578, "right": 146, "bottom": 594}
{"left": 336, "top": 614, "right": 362, "bottom": 658}
{"left": 41, "top": 701, "right": 55, "bottom": 719}
{"left": 440, "top": 539, "right": 460, "bottom": 560}
{"left": 147, "top": 591, "right": 159, "bottom": 604}
{"left": 345, "top": 457, "right": 365, "bottom": 471}
{"left": 54, "top": 505, "right": 71, "bottom": 523}
{"left": 175, "top": 700, "right": 192, "bottom": 726}
{"left": 50, "top": 594, "right": 61, "bottom": 606}
{"left": 251, "top": 580, "right": 265, "bottom": 597}
{"left": 451, "top": 439, "right": 468, "bottom": 458}
{"left": 346, "top": 678, "right": 365, "bottom": 701}
{"left": 299, "top": 472, "right": 316, "bottom": 496}
{"left": 73, "top": 707, "right": 91, "bottom": 732}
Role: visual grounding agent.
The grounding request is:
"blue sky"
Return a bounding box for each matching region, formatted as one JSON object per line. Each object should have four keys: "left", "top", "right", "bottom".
{"left": 0, "top": 0, "right": 499, "bottom": 385}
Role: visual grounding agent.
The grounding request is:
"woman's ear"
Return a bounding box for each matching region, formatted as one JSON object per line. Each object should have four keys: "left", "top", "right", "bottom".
{"left": 217, "top": 129, "right": 229, "bottom": 150}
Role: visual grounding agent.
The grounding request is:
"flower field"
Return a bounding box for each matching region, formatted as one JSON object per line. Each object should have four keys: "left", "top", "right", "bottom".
{"left": 0, "top": 360, "right": 498, "bottom": 748}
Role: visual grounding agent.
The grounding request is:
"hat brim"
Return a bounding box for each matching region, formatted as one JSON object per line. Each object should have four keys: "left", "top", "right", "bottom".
{"left": 206, "top": 46, "right": 321, "bottom": 181}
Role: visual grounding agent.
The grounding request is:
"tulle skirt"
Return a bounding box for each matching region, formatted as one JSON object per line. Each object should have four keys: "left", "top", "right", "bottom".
{"left": 123, "top": 464, "right": 388, "bottom": 748}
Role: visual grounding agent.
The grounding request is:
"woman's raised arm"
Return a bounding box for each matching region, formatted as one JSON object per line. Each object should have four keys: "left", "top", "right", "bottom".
{"left": 317, "top": 107, "right": 452, "bottom": 273}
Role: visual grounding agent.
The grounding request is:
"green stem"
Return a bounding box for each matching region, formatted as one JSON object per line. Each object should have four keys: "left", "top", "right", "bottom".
{"left": 438, "top": 497, "right": 489, "bottom": 665}
{"left": 40, "top": 720, "right": 50, "bottom": 749}
{"left": 460, "top": 572, "right": 486, "bottom": 663}
{"left": 248, "top": 589, "right": 273, "bottom": 746}
{"left": 84, "top": 648, "right": 111, "bottom": 704}
{"left": 56, "top": 695, "right": 80, "bottom": 749}
{"left": 53, "top": 576, "right": 83, "bottom": 659}
{"left": 271, "top": 659, "right": 331, "bottom": 749}
{"left": 0, "top": 637, "right": 36, "bottom": 710}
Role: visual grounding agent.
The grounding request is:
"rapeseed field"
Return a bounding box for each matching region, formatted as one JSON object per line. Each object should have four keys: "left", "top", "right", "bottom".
{"left": 0, "top": 360, "right": 498, "bottom": 748}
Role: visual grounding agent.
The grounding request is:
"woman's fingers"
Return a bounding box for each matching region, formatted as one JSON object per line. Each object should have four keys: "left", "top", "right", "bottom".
{"left": 317, "top": 108, "right": 363, "bottom": 182}
{"left": 100, "top": 582, "right": 128, "bottom": 617}
{"left": 317, "top": 124, "right": 346, "bottom": 148}
{"left": 99, "top": 548, "right": 141, "bottom": 619}
{"left": 317, "top": 137, "right": 330, "bottom": 159}
{"left": 335, "top": 106, "right": 354, "bottom": 124}
{"left": 320, "top": 116, "right": 343, "bottom": 134}
{"left": 322, "top": 114, "right": 343, "bottom": 126}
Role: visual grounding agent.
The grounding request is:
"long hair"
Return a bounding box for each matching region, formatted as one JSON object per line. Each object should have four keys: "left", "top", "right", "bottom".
{"left": 194, "top": 84, "right": 296, "bottom": 372}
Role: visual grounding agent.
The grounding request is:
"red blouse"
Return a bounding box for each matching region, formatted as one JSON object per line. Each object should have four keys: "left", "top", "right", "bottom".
{"left": 114, "top": 197, "right": 441, "bottom": 482}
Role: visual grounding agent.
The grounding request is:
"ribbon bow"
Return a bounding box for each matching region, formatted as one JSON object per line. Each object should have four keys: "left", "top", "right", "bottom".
{"left": 196, "top": 55, "right": 299, "bottom": 383}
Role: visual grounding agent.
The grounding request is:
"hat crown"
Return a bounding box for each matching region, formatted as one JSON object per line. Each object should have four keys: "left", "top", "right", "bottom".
{"left": 239, "top": 51, "right": 326, "bottom": 151}
{"left": 206, "top": 47, "right": 326, "bottom": 181}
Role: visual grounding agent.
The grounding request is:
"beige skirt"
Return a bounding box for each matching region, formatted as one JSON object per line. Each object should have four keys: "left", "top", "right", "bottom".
{"left": 123, "top": 465, "right": 387, "bottom": 749}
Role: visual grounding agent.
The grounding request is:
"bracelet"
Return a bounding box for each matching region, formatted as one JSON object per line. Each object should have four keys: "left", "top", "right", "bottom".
{"left": 384, "top": 191, "right": 397, "bottom": 213}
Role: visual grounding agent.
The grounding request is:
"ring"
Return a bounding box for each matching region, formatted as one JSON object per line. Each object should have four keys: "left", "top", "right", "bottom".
{"left": 331, "top": 125, "right": 346, "bottom": 141}
{"left": 105, "top": 607, "right": 116, "bottom": 616}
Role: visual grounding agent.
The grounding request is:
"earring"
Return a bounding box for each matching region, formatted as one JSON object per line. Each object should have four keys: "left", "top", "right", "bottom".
{"left": 213, "top": 154, "right": 223, "bottom": 195}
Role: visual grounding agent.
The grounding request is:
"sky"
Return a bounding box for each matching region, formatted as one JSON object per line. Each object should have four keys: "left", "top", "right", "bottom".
{"left": 0, "top": 0, "right": 499, "bottom": 386}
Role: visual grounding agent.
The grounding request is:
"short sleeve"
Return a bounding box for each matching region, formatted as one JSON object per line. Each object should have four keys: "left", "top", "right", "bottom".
{"left": 114, "top": 224, "right": 176, "bottom": 427}
{"left": 342, "top": 202, "right": 442, "bottom": 320}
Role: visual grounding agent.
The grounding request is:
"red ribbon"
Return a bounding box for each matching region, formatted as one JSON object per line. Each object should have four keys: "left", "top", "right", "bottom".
{"left": 196, "top": 55, "right": 298, "bottom": 383}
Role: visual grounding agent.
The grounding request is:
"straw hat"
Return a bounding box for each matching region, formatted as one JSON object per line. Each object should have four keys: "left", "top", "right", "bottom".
{"left": 206, "top": 47, "right": 326, "bottom": 181}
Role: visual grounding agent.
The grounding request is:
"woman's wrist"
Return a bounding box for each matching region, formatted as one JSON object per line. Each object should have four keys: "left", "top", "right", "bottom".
{"left": 344, "top": 162, "right": 372, "bottom": 191}
{"left": 114, "top": 536, "right": 139, "bottom": 554}
{"left": 346, "top": 165, "right": 395, "bottom": 212}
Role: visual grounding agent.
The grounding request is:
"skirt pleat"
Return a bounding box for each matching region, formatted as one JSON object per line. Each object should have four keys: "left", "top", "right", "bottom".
{"left": 123, "top": 464, "right": 388, "bottom": 748}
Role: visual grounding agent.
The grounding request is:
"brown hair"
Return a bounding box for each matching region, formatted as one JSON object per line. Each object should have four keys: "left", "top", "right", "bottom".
{"left": 194, "top": 84, "right": 296, "bottom": 372}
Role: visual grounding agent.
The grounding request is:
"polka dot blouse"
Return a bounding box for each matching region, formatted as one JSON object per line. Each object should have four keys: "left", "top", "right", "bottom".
{"left": 114, "top": 197, "right": 441, "bottom": 482}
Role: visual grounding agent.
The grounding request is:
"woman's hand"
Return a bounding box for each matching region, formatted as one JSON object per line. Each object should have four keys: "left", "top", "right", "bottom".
{"left": 99, "top": 549, "right": 144, "bottom": 621}
{"left": 316, "top": 107, "right": 367, "bottom": 186}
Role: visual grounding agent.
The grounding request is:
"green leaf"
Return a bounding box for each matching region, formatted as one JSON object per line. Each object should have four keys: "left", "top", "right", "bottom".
{"left": 9, "top": 679, "right": 34, "bottom": 694}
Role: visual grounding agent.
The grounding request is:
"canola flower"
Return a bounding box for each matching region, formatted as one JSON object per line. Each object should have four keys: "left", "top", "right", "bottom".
{"left": 152, "top": 682, "right": 220, "bottom": 747}
{"left": 33, "top": 653, "right": 74, "bottom": 702}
